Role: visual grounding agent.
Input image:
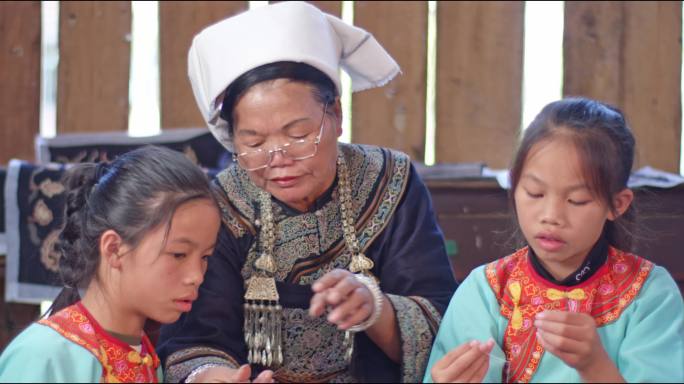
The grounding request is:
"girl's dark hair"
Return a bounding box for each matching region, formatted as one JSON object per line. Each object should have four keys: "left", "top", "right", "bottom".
{"left": 47, "top": 146, "right": 219, "bottom": 316}
{"left": 219, "top": 61, "right": 337, "bottom": 135}
{"left": 509, "top": 97, "right": 636, "bottom": 250}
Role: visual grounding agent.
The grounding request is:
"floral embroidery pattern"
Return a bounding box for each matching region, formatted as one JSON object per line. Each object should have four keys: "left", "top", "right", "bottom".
{"left": 38, "top": 303, "right": 160, "bottom": 383}
{"left": 485, "top": 247, "right": 653, "bottom": 383}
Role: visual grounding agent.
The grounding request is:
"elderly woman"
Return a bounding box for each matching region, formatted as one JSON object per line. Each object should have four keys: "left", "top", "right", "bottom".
{"left": 157, "top": 2, "right": 457, "bottom": 382}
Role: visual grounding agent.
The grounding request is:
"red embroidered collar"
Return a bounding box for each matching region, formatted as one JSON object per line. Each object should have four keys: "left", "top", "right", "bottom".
{"left": 485, "top": 246, "right": 653, "bottom": 383}
{"left": 38, "top": 302, "right": 160, "bottom": 383}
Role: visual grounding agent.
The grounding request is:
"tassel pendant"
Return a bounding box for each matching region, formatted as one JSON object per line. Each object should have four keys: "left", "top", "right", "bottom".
{"left": 244, "top": 277, "right": 282, "bottom": 368}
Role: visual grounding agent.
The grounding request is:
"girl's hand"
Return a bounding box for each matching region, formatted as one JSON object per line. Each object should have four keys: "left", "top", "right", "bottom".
{"left": 535, "top": 310, "right": 624, "bottom": 382}
{"left": 188, "top": 365, "right": 274, "bottom": 383}
{"left": 430, "top": 340, "right": 495, "bottom": 383}
{"left": 309, "top": 269, "right": 374, "bottom": 330}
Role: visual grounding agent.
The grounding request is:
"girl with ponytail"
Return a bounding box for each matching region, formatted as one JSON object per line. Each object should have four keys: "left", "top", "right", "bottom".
{"left": 0, "top": 146, "right": 222, "bottom": 383}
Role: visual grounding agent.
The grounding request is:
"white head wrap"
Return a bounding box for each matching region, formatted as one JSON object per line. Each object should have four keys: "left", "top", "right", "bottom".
{"left": 187, "top": 1, "right": 400, "bottom": 150}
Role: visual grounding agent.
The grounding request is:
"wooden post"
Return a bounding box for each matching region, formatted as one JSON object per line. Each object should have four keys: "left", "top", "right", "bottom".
{"left": 435, "top": 1, "right": 524, "bottom": 168}
{"left": 564, "top": 1, "right": 682, "bottom": 173}
{"left": 308, "top": 1, "right": 341, "bottom": 16}
{"left": 159, "top": 1, "right": 248, "bottom": 129}
{"left": 0, "top": 1, "right": 41, "bottom": 163}
{"left": 57, "top": 1, "right": 131, "bottom": 134}
{"left": 352, "top": 1, "right": 428, "bottom": 162}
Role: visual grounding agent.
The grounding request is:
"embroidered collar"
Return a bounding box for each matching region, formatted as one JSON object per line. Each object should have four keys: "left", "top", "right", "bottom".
{"left": 528, "top": 236, "right": 608, "bottom": 286}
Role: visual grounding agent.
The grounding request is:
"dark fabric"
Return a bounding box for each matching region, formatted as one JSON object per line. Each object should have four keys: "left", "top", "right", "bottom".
{"left": 157, "top": 164, "right": 458, "bottom": 382}
{"left": 528, "top": 236, "right": 609, "bottom": 286}
{"left": 12, "top": 162, "right": 67, "bottom": 289}
{"left": 41, "top": 131, "right": 231, "bottom": 170}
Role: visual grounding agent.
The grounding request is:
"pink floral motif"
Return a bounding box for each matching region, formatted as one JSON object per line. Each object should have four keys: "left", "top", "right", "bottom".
{"left": 522, "top": 318, "right": 532, "bottom": 330}
{"left": 613, "top": 263, "right": 628, "bottom": 274}
{"left": 531, "top": 296, "right": 543, "bottom": 306}
{"left": 511, "top": 344, "right": 521, "bottom": 356}
{"left": 79, "top": 323, "right": 95, "bottom": 334}
{"left": 115, "top": 360, "right": 127, "bottom": 373}
{"left": 599, "top": 284, "right": 615, "bottom": 296}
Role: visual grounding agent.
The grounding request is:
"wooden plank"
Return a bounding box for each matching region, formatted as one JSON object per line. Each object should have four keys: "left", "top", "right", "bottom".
{"left": 159, "top": 1, "right": 248, "bottom": 129}
{"left": 564, "top": 1, "right": 682, "bottom": 173}
{"left": 307, "top": 1, "right": 341, "bottom": 17}
{"left": 435, "top": 1, "right": 524, "bottom": 168}
{"left": 0, "top": 1, "right": 41, "bottom": 163}
{"left": 352, "top": 1, "right": 428, "bottom": 162}
{"left": 57, "top": 1, "right": 131, "bottom": 134}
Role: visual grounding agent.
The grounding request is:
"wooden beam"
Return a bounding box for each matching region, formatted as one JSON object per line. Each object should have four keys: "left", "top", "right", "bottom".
{"left": 352, "top": 1, "right": 428, "bottom": 162}
{"left": 0, "top": 1, "right": 41, "bottom": 163}
{"left": 564, "top": 1, "right": 682, "bottom": 172}
{"left": 57, "top": 1, "right": 131, "bottom": 134}
{"left": 435, "top": 1, "right": 524, "bottom": 168}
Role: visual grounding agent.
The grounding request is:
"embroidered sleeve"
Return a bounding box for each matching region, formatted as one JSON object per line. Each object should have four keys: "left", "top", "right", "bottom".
{"left": 163, "top": 346, "right": 240, "bottom": 383}
{"left": 386, "top": 294, "right": 442, "bottom": 383}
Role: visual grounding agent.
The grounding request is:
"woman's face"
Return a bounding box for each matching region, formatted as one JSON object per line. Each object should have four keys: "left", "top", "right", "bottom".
{"left": 231, "top": 80, "right": 342, "bottom": 212}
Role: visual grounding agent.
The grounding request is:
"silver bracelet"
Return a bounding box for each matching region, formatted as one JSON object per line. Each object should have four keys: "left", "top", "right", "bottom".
{"left": 347, "top": 273, "right": 384, "bottom": 332}
{"left": 185, "top": 363, "right": 228, "bottom": 383}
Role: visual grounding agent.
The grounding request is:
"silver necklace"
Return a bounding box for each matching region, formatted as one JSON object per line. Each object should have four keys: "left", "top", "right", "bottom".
{"left": 244, "top": 151, "right": 375, "bottom": 368}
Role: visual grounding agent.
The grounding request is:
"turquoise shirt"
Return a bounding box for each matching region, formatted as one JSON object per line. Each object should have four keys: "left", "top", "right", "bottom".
{"left": 424, "top": 265, "right": 684, "bottom": 383}
{"left": 0, "top": 323, "right": 163, "bottom": 382}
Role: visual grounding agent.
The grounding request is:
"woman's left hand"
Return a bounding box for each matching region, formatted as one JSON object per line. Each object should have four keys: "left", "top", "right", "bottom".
{"left": 535, "top": 310, "right": 623, "bottom": 382}
{"left": 309, "top": 269, "right": 375, "bottom": 330}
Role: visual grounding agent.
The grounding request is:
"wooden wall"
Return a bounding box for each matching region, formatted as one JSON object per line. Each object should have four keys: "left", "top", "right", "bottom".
{"left": 1, "top": 1, "right": 682, "bottom": 170}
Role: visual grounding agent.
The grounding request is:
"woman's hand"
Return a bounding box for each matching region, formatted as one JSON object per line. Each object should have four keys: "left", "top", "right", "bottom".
{"left": 535, "top": 310, "right": 624, "bottom": 382}
{"left": 430, "top": 340, "right": 495, "bottom": 383}
{"left": 187, "top": 365, "right": 274, "bottom": 383}
{"left": 309, "top": 269, "right": 374, "bottom": 330}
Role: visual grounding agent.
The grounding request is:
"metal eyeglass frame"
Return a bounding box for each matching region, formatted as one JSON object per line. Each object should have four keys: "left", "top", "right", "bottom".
{"left": 232, "top": 103, "right": 329, "bottom": 171}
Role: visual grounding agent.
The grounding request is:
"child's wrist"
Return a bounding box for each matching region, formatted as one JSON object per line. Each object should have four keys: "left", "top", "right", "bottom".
{"left": 577, "top": 351, "right": 623, "bottom": 383}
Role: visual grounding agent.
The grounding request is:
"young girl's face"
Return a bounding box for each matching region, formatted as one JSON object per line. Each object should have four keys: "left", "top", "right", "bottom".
{"left": 120, "top": 198, "right": 221, "bottom": 324}
{"left": 514, "top": 138, "right": 613, "bottom": 281}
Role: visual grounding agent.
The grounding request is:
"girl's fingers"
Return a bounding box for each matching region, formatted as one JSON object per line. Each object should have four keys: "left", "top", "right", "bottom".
{"left": 470, "top": 357, "right": 491, "bottom": 383}
{"left": 432, "top": 342, "right": 472, "bottom": 370}
{"left": 537, "top": 329, "right": 586, "bottom": 354}
{"left": 460, "top": 350, "right": 489, "bottom": 383}
{"left": 534, "top": 319, "right": 585, "bottom": 341}
{"left": 444, "top": 341, "right": 488, "bottom": 374}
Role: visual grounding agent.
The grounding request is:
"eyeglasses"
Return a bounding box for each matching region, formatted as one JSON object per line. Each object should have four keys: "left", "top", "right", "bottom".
{"left": 233, "top": 103, "right": 329, "bottom": 171}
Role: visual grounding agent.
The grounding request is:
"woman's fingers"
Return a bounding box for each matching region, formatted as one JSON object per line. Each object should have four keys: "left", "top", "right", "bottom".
{"left": 308, "top": 290, "right": 329, "bottom": 317}
{"left": 327, "top": 286, "right": 371, "bottom": 322}
{"left": 252, "top": 369, "right": 275, "bottom": 383}
{"left": 311, "top": 269, "right": 348, "bottom": 292}
{"left": 325, "top": 274, "right": 361, "bottom": 305}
